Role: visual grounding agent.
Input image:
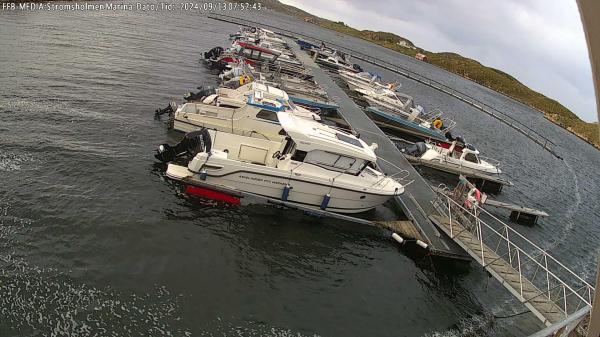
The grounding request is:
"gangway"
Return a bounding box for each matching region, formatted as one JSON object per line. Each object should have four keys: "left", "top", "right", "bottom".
{"left": 284, "top": 38, "right": 468, "bottom": 260}
{"left": 429, "top": 179, "right": 594, "bottom": 327}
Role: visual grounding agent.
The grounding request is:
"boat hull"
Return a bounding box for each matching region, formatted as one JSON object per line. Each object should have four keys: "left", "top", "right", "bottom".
{"left": 166, "top": 164, "right": 395, "bottom": 214}
{"left": 366, "top": 107, "right": 447, "bottom": 142}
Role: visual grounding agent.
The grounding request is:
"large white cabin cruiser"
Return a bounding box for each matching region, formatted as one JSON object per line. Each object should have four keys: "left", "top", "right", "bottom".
{"left": 157, "top": 112, "right": 404, "bottom": 214}
{"left": 173, "top": 82, "right": 320, "bottom": 138}
{"left": 401, "top": 141, "right": 501, "bottom": 174}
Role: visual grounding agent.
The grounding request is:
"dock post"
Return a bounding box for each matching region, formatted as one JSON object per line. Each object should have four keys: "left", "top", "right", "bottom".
{"left": 588, "top": 253, "right": 600, "bottom": 337}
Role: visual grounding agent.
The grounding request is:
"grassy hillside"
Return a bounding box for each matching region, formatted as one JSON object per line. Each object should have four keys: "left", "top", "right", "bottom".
{"left": 255, "top": 0, "right": 600, "bottom": 150}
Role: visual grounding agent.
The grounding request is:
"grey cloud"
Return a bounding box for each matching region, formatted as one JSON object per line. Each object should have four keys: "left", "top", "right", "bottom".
{"left": 282, "top": 0, "right": 597, "bottom": 121}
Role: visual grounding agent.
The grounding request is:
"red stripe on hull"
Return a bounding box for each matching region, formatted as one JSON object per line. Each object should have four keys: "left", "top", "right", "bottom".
{"left": 185, "top": 185, "right": 241, "bottom": 205}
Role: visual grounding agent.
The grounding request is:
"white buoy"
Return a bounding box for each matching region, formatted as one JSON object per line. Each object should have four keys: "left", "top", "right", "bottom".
{"left": 416, "top": 240, "right": 429, "bottom": 250}
{"left": 391, "top": 233, "right": 404, "bottom": 245}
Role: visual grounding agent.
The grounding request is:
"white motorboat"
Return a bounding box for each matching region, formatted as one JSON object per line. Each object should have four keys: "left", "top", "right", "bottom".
{"left": 173, "top": 82, "right": 321, "bottom": 138}
{"left": 401, "top": 141, "right": 501, "bottom": 174}
{"left": 157, "top": 112, "right": 405, "bottom": 214}
{"left": 338, "top": 70, "right": 394, "bottom": 91}
{"left": 316, "top": 54, "right": 358, "bottom": 72}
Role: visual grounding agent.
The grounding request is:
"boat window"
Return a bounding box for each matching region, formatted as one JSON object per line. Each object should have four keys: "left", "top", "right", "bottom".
{"left": 303, "top": 150, "right": 364, "bottom": 174}
{"left": 282, "top": 139, "right": 296, "bottom": 155}
{"left": 256, "top": 109, "right": 279, "bottom": 123}
{"left": 291, "top": 149, "right": 307, "bottom": 162}
{"left": 335, "top": 133, "right": 363, "bottom": 148}
{"left": 464, "top": 153, "right": 480, "bottom": 163}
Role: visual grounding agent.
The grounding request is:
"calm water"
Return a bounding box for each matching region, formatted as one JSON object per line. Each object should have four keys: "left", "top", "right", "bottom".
{"left": 0, "top": 3, "right": 599, "bottom": 337}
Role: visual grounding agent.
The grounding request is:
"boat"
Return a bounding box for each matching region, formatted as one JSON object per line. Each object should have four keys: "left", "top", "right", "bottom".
{"left": 338, "top": 70, "right": 390, "bottom": 91}
{"left": 172, "top": 82, "right": 321, "bottom": 138}
{"left": 316, "top": 54, "right": 359, "bottom": 72}
{"left": 400, "top": 141, "right": 501, "bottom": 174}
{"left": 354, "top": 86, "right": 415, "bottom": 114}
{"left": 365, "top": 106, "right": 449, "bottom": 142}
{"left": 156, "top": 112, "right": 405, "bottom": 214}
{"left": 220, "top": 63, "right": 338, "bottom": 111}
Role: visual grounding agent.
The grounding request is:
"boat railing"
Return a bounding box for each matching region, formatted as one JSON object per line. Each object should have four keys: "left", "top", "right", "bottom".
{"left": 478, "top": 155, "right": 502, "bottom": 173}
{"left": 431, "top": 191, "right": 595, "bottom": 320}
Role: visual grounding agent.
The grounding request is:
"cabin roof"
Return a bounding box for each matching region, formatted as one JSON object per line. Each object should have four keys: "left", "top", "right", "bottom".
{"left": 277, "top": 111, "right": 377, "bottom": 161}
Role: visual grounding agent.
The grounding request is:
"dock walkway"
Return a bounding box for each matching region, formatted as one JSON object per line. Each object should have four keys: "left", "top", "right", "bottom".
{"left": 287, "top": 38, "right": 466, "bottom": 259}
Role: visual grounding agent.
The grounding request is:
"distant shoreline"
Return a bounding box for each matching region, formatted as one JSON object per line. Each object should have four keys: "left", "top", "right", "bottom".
{"left": 256, "top": 0, "right": 600, "bottom": 151}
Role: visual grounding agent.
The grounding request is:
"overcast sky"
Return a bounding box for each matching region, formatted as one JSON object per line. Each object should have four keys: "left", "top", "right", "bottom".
{"left": 280, "top": 0, "right": 597, "bottom": 122}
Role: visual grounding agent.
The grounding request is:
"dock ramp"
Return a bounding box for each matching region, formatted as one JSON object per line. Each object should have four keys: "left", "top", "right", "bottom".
{"left": 287, "top": 38, "right": 467, "bottom": 260}
{"left": 430, "top": 188, "right": 594, "bottom": 326}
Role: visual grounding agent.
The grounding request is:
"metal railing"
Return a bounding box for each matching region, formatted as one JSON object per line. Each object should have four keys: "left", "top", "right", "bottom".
{"left": 432, "top": 191, "right": 595, "bottom": 320}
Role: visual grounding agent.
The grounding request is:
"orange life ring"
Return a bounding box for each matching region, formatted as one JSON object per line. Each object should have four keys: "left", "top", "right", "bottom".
{"left": 433, "top": 119, "right": 444, "bottom": 129}
{"left": 239, "top": 75, "right": 252, "bottom": 85}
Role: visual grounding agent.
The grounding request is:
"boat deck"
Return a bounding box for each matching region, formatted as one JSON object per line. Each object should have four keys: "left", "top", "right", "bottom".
{"left": 287, "top": 38, "right": 467, "bottom": 259}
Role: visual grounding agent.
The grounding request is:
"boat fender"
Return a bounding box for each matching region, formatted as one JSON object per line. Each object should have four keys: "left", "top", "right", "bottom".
{"left": 465, "top": 188, "right": 482, "bottom": 209}
{"left": 370, "top": 143, "right": 378, "bottom": 151}
{"left": 416, "top": 240, "right": 429, "bottom": 250}
{"left": 391, "top": 233, "right": 405, "bottom": 245}
{"left": 320, "top": 193, "right": 331, "bottom": 210}
{"left": 433, "top": 119, "right": 444, "bottom": 129}
{"left": 281, "top": 184, "right": 292, "bottom": 201}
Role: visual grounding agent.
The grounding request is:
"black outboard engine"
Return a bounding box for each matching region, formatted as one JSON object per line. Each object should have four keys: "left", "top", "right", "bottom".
{"left": 403, "top": 142, "right": 427, "bottom": 157}
{"left": 155, "top": 128, "right": 212, "bottom": 163}
{"left": 203, "top": 46, "right": 224, "bottom": 61}
{"left": 155, "top": 101, "right": 176, "bottom": 118}
{"left": 352, "top": 64, "right": 363, "bottom": 72}
{"left": 184, "top": 85, "right": 217, "bottom": 102}
{"left": 445, "top": 130, "right": 465, "bottom": 146}
{"left": 465, "top": 143, "right": 477, "bottom": 151}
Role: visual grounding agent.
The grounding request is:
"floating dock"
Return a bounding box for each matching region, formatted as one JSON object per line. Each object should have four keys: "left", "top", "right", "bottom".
{"left": 431, "top": 185, "right": 549, "bottom": 225}
{"left": 430, "top": 193, "right": 594, "bottom": 327}
{"left": 287, "top": 38, "right": 468, "bottom": 260}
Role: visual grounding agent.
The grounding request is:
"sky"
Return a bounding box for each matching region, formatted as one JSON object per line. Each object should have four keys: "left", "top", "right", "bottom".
{"left": 280, "top": 0, "right": 598, "bottom": 122}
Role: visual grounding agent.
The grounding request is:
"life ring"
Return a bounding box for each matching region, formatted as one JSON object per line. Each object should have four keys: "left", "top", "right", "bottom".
{"left": 464, "top": 187, "right": 482, "bottom": 209}
{"left": 433, "top": 119, "right": 444, "bottom": 129}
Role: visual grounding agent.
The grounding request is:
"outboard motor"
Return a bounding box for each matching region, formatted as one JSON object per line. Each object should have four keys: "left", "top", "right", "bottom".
{"left": 403, "top": 142, "right": 427, "bottom": 157}
{"left": 352, "top": 64, "right": 363, "bottom": 72}
{"left": 465, "top": 143, "right": 477, "bottom": 151}
{"left": 155, "top": 128, "right": 212, "bottom": 163}
{"left": 445, "top": 130, "right": 465, "bottom": 145}
{"left": 203, "top": 46, "right": 224, "bottom": 61}
{"left": 155, "top": 101, "right": 176, "bottom": 118}
{"left": 183, "top": 85, "right": 217, "bottom": 102}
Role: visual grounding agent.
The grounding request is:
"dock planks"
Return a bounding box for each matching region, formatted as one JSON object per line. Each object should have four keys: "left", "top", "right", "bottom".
{"left": 430, "top": 214, "right": 566, "bottom": 325}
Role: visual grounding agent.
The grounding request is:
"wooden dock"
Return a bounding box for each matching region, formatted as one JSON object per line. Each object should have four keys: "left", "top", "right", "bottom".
{"left": 286, "top": 38, "right": 468, "bottom": 260}
{"left": 429, "top": 214, "right": 566, "bottom": 325}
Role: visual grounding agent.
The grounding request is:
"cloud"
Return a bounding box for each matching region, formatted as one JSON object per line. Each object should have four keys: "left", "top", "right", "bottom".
{"left": 280, "top": 0, "right": 597, "bottom": 122}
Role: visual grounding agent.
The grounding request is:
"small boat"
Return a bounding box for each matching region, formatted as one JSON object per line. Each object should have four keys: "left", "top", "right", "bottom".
{"left": 401, "top": 141, "right": 501, "bottom": 174}
{"left": 365, "top": 106, "right": 448, "bottom": 142}
{"left": 338, "top": 70, "right": 389, "bottom": 91}
{"left": 354, "top": 86, "right": 415, "bottom": 114}
{"left": 172, "top": 82, "right": 320, "bottom": 138}
{"left": 156, "top": 112, "right": 405, "bottom": 214}
{"left": 316, "top": 54, "right": 359, "bottom": 72}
